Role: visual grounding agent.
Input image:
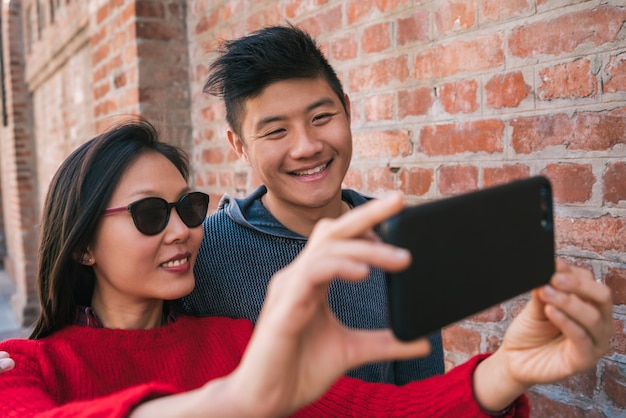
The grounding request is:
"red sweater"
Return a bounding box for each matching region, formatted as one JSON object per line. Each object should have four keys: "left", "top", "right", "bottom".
{"left": 0, "top": 315, "right": 528, "bottom": 417}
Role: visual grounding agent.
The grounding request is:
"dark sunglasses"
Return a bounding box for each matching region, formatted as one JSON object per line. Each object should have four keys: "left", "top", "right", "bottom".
{"left": 103, "top": 192, "right": 209, "bottom": 236}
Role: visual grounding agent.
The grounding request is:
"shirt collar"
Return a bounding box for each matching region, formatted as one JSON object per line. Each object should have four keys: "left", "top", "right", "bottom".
{"left": 74, "top": 304, "right": 178, "bottom": 328}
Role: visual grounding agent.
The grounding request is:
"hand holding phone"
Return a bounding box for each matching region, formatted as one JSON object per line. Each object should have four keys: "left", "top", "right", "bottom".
{"left": 379, "top": 176, "right": 555, "bottom": 341}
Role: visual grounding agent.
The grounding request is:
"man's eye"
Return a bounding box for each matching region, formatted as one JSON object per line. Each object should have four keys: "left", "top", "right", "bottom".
{"left": 313, "top": 113, "right": 333, "bottom": 123}
{"left": 264, "top": 129, "right": 286, "bottom": 138}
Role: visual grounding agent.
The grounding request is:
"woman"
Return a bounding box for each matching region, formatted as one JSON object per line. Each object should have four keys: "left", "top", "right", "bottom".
{"left": 0, "top": 119, "right": 613, "bottom": 417}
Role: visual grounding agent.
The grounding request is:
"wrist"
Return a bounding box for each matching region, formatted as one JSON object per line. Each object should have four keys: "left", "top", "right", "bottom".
{"left": 472, "top": 350, "right": 529, "bottom": 412}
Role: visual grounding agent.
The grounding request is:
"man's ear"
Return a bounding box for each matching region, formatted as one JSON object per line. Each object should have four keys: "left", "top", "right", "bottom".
{"left": 344, "top": 93, "right": 352, "bottom": 122}
{"left": 227, "top": 130, "right": 250, "bottom": 165}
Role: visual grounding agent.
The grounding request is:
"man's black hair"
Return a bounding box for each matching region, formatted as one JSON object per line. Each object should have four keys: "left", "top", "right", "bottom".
{"left": 204, "top": 24, "right": 348, "bottom": 138}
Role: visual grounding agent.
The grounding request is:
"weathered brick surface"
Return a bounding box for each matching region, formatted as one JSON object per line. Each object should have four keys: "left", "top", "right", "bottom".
{"left": 0, "top": 0, "right": 624, "bottom": 413}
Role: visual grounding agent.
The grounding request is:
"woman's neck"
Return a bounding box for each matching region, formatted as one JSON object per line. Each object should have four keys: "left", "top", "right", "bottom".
{"left": 90, "top": 293, "right": 165, "bottom": 329}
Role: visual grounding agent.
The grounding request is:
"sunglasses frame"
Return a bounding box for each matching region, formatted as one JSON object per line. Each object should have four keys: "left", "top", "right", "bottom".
{"left": 103, "top": 192, "right": 209, "bottom": 236}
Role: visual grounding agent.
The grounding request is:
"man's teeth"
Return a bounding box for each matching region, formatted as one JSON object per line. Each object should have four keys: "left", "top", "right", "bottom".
{"left": 293, "top": 163, "right": 328, "bottom": 176}
{"left": 162, "top": 257, "right": 188, "bottom": 267}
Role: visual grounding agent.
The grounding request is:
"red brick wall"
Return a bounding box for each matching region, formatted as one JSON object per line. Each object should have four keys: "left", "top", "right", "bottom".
{"left": 188, "top": 1, "right": 626, "bottom": 416}
{"left": 0, "top": 0, "right": 623, "bottom": 415}
{"left": 0, "top": 0, "right": 40, "bottom": 325}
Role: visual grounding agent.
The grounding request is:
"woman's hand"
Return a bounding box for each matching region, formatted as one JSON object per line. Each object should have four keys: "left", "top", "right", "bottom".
{"left": 226, "top": 192, "right": 431, "bottom": 417}
{"left": 474, "top": 259, "right": 614, "bottom": 411}
{"left": 0, "top": 351, "right": 14, "bottom": 372}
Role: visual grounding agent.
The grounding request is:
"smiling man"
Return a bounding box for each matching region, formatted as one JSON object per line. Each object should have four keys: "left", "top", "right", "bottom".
{"left": 177, "top": 24, "right": 444, "bottom": 384}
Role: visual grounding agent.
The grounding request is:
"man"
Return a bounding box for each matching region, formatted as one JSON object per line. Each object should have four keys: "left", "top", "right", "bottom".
{"left": 177, "top": 25, "right": 444, "bottom": 384}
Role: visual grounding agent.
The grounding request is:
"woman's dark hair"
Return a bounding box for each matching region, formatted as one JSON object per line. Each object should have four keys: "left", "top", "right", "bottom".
{"left": 30, "top": 118, "right": 189, "bottom": 339}
{"left": 203, "top": 24, "right": 348, "bottom": 138}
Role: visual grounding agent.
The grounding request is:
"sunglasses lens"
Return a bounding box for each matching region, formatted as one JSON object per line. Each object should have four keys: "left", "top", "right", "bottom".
{"left": 133, "top": 198, "right": 169, "bottom": 235}
{"left": 178, "top": 192, "right": 209, "bottom": 228}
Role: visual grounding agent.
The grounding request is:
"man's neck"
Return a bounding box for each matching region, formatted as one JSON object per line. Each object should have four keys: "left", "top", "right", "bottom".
{"left": 260, "top": 193, "right": 350, "bottom": 237}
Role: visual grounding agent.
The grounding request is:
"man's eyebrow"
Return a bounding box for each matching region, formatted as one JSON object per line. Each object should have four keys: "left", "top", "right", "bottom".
{"left": 254, "top": 98, "right": 338, "bottom": 130}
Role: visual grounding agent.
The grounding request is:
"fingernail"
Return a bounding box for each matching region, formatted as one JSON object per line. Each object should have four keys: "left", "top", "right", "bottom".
{"left": 0, "top": 358, "right": 12, "bottom": 370}
{"left": 554, "top": 273, "right": 569, "bottom": 286}
{"left": 543, "top": 285, "right": 556, "bottom": 298}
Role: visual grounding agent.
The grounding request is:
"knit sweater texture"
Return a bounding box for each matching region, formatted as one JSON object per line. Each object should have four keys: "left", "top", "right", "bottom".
{"left": 0, "top": 315, "right": 528, "bottom": 417}
{"left": 178, "top": 186, "right": 445, "bottom": 384}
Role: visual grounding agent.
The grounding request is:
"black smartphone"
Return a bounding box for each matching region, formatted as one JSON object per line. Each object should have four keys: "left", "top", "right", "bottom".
{"left": 379, "top": 176, "right": 555, "bottom": 341}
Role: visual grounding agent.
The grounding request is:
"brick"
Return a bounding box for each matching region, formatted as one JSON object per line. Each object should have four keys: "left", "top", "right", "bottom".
{"left": 555, "top": 215, "right": 626, "bottom": 254}
{"left": 485, "top": 71, "right": 530, "bottom": 109}
{"left": 366, "top": 166, "right": 394, "bottom": 192}
{"left": 201, "top": 147, "right": 226, "bottom": 164}
{"left": 297, "top": 5, "right": 342, "bottom": 37}
{"left": 121, "top": 1, "right": 136, "bottom": 23}
{"left": 96, "top": 3, "right": 111, "bottom": 25}
{"left": 467, "top": 305, "right": 505, "bottom": 323}
{"left": 245, "top": 7, "right": 282, "bottom": 32}
{"left": 605, "top": 52, "right": 626, "bottom": 93}
{"left": 485, "top": 334, "right": 502, "bottom": 353}
{"left": 347, "top": 0, "right": 409, "bottom": 24}
{"left": 605, "top": 267, "right": 626, "bottom": 306}
{"left": 364, "top": 93, "right": 393, "bottom": 121}
{"left": 353, "top": 130, "right": 411, "bottom": 158}
{"left": 483, "top": 164, "right": 530, "bottom": 187}
{"left": 284, "top": 0, "right": 329, "bottom": 19}
{"left": 509, "top": 5, "right": 626, "bottom": 58}
{"left": 362, "top": 22, "right": 391, "bottom": 53}
{"left": 442, "top": 325, "right": 481, "bottom": 354}
{"left": 397, "top": 10, "right": 430, "bottom": 46}
{"left": 107, "top": 55, "right": 123, "bottom": 74}
{"left": 136, "top": 1, "right": 165, "bottom": 18}
{"left": 611, "top": 319, "right": 626, "bottom": 356}
{"left": 94, "top": 83, "right": 111, "bottom": 100}
{"left": 194, "top": 10, "right": 220, "bottom": 35}
{"left": 219, "top": 170, "right": 234, "bottom": 188}
{"left": 439, "top": 79, "right": 479, "bottom": 114}
{"left": 480, "top": 0, "right": 530, "bottom": 22}
{"left": 414, "top": 33, "right": 504, "bottom": 79}
{"left": 91, "top": 44, "right": 111, "bottom": 66}
{"left": 349, "top": 56, "right": 409, "bottom": 92}
{"left": 526, "top": 392, "right": 596, "bottom": 418}
{"left": 557, "top": 366, "right": 599, "bottom": 399}
{"left": 604, "top": 161, "right": 626, "bottom": 204}
{"left": 438, "top": 165, "right": 479, "bottom": 195}
{"left": 603, "top": 362, "right": 626, "bottom": 409}
{"left": 541, "top": 163, "right": 595, "bottom": 204}
{"left": 203, "top": 170, "right": 218, "bottom": 187}
{"left": 398, "top": 87, "right": 434, "bottom": 118}
{"left": 331, "top": 33, "right": 358, "bottom": 61}
{"left": 538, "top": 59, "right": 597, "bottom": 100}
{"left": 511, "top": 110, "right": 626, "bottom": 154}
{"left": 434, "top": 0, "right": 476, "bottom": 35}
{"left": 136, "top": 21, "right": 183, "bottom": 41}
{"left": 343, "top": 169, "right": 364, "bottom": 190}
{"left": 420, "top": 120, "right": 504, "bottom": 156}
{"left": 397, "top": 167, "right": 434, "bottom": 196}
{"left": 91, "top": 27, "right": 108, "bottom": 47}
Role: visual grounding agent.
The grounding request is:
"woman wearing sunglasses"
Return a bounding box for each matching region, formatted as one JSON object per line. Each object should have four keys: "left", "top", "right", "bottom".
{"left": 0, "top": 118, "right": 612, "bottom": 417}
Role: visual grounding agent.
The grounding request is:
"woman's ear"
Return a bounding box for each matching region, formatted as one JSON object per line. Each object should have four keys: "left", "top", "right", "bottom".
{"left": 73, "top": 250, "right": 95, "bottom": 266}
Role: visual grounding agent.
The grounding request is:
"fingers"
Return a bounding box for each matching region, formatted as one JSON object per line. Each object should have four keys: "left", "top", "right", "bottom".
{"left": 312, "top": 191, "right": 405, "bottom": 241}
{"left": 344, "top": 329, "right": 431, "bottom": 367}
{"left": 551, "top": 261, "right": 613, "bottom": 314}
{"left": 538, "top": 260, "right": 614, "bottom": 357}
{"left": 0, "top": 352, "right": 14, "bottom": 372}
{"left": 309, "top": 240, "right": 411, "bottom": 281}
